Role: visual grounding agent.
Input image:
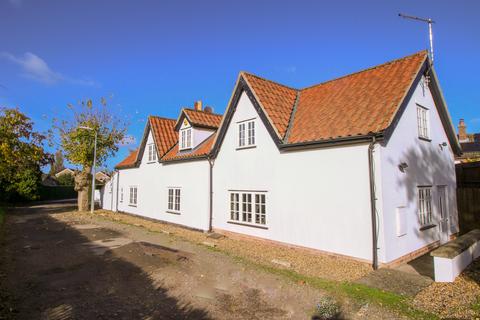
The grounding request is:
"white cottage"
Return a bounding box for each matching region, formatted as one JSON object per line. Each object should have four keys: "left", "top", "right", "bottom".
{"left": 102, "top": 51, "right": 461, "bottom": 268}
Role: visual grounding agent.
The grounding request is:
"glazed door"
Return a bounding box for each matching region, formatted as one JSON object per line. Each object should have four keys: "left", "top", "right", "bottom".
{"left": 438, "top": 186, "right": 450, "bottom": 244}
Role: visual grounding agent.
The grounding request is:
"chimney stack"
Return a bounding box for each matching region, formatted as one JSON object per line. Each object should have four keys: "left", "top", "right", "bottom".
{"left": 458, "top": 119, "right": 468, "bottom": 142}
{"left": 194, "top": 100, "right": 202, "bottom": 111}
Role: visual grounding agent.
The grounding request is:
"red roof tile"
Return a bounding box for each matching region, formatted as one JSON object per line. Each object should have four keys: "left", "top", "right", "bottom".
{"left": 182, "top": 109, "right": 223, "bottom": 129}
{"left": 241, "top": 51, "right": 428, "bottom": 143}
{"left": 115, "top": 149, "right": 138, "bottom": 169}
{"left": 162, "top": 133, "right": 216, "bottom": 161}
{"left": 242, "top": 73, "right": 297, "bottom": 138}
{"left": 148, "top": 116, "right": 178, "bottom": 156}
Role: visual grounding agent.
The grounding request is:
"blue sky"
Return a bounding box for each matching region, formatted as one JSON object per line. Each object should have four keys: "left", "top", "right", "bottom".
{"left": 1, "top": 0, "right": 479, "bottom": 170}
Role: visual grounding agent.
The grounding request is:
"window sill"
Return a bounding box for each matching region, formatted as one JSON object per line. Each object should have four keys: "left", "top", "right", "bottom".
{"left": 227, "top": 221, "right": 268, "bottom": 229}
{"left": 419, "top": 224, "right": 437, "bottom": 231}
{"left": 128, "top": 204, "right": 137, "bottom": 207}
{"left": 147, "top": 161, "right": 157, "bottom": 164}
{"left": 166, "top": 210, "right": 181, "bottom": 215}
{"left": 236, "top": 145, "right": 256, "bottom": 151}
{"left": 418, "top": 137, "right": 432, "bottom": 142}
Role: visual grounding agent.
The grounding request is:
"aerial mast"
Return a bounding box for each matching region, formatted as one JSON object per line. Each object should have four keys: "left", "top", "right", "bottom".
{"left": 399, "top": 13, "right": 435, "bottom": 64}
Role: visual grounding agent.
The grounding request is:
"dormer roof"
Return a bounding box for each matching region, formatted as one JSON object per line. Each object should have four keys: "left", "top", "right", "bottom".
{"left": 174, "top": 108, "right": 223, "bottom": 131}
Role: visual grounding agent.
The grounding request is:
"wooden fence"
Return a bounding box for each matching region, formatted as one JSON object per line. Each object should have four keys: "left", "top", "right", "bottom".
{"left": 457, "top": 187, "right": 480, "bottom": 234}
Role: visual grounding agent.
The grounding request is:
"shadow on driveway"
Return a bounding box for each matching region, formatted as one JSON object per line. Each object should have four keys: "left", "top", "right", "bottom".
{"left": 0, "top": 204, "right": 210, "bottom": 320}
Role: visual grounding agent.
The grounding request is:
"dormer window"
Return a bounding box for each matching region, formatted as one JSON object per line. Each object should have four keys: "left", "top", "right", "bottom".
{"left": 238, "top": 119, "right": 255, "bottom": 148}
{"left": 147, "top": 143, "right": 157, "bottom": 162}
{"left": 180, "top": 128, "right": 192, "bottom": 150}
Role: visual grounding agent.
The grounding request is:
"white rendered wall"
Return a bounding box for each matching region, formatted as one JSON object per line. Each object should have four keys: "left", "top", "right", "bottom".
{"left": 212, "top": 91, "right": 375, "bottom": 261}
{"left": 106, "top": 130, "right": 211, "bottom": 231}
{"left": 101, "top": 171, "right": 117, "bottom": 211}
{"left": 193, "top": 127, "right": 214, "bottom": 148}
{"left": 379, "top": 77, "right": 459, "bottom": 264}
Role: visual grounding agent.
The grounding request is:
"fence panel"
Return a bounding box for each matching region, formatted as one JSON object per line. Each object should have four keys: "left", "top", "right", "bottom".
{"left": 457, "top": 187, "right": 480, "bottom": 233}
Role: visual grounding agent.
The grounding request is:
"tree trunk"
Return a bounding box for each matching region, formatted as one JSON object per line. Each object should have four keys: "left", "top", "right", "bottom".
{"left": 74, "top": 167, "right": 91, "bottom": 212}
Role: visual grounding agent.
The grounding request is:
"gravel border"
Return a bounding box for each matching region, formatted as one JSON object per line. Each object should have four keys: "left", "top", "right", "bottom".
{"left": 413, "top": 258, "right": 480, "bottom": 319}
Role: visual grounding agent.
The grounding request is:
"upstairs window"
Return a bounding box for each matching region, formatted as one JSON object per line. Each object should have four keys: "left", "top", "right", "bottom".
{"left": 417, "top": 105, "right": 430, "bottom": 140}
{"left": 180, "top": 128, "right": 192, "bottom": 150}
{"left": 129, "top": 186, "right": 138, "bottom": 206}
{"left": 167, "top": 187, "right": 181, "bottom": 213}
{"left": 238, "top": 119, "right": 255, "bottom": 148}
{"left": 418, "top": 186, "right": 433, "bottom": 226}
{"left": 147, "top": 143, "right": 157, "bottom": 162}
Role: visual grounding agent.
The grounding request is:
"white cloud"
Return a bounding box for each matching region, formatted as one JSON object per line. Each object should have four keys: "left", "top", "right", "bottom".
{"left": 119, "top": 135, "right": 137, "bottom": 147}
{"left": 285, "top": 66, "right": 297, "bottom": 73}
{"left": 1, "top": 52, "right": 96, "bottom": 86}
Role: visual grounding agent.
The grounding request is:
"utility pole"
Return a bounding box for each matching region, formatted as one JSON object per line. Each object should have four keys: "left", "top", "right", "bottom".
{"left": 399, "top": 13, "right": 435, "bottom": 64}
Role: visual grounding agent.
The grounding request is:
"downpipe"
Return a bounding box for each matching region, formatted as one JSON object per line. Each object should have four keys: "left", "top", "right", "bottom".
{"left": 208, "top": 157, "right": 214, "bottom": 233}
{"left": 368, "top": 136, "right": 379, "bottom": 270}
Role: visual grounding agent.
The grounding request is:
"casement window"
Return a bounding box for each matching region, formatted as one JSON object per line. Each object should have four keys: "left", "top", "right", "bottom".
{"left": 417, "top": 105, "right": 430, "bottom": 140}
{"left": 418, "top": 186, "right": 433, "bottom": 226}
{"left": 129, "top": 186, "right": 138, "bottom": 206}
{"left": 167, "top": 187, "right": 181, "bottom": 213}
{"left": 180, "top": 128, "right": 192, "bottom": 150}
{"left": 238, "top": 119, "right": 255, "bottom": 148}
{"left": 120, "top": 187, "right": 124, "bottom": 203}
{"left": 229, "top": 191, "right": 266, "bottom": 226}
{"left": 147, "top": 143, "right": 157, "bottom": 162}
{"left": 230, "top": 193, "right": 239, "bottom": 221}
{"left": 255, "top": 193, "right": 266, "bottom": 224}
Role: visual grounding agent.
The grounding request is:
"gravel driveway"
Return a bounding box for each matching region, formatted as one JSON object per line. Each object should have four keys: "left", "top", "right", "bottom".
{"left": 0, "top": 203, "right": 348, "bottom": 319}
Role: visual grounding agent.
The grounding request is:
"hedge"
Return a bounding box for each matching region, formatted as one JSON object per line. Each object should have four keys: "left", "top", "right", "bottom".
{"left": 38, "top": 186, "right": 77, "bottom": 201}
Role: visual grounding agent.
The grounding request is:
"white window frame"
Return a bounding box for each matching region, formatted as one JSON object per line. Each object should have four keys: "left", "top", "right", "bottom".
{"left": 418, "top": 186, "right": 433, "bottom": 227}
{"left": 147, "top": 143, "right": 157, "bottom": 162}
{"left": 237, "top": 119, "right": 255, "bottom": 149}
{"left": 167, "top": 187, "right": 181, "bottom": 214}
{"left": 417, "top": 104, "right": 430, "bottom": 140}
{"left": 229, "top": 191, "right": 266, "bottom": 227}
{"left": 129, "top": 186, "right": 138, "bottom": 207}
{"left": 180, "top": 128, "right": 192, "bottom": 150}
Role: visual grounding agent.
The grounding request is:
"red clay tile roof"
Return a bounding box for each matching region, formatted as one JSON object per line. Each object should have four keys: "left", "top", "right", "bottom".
{"left": 162, "top": 133, "right": 216, "bottom": 161}
{"left": 242, "top": 73, "right": 297, "bottom": 138}
{"left": 182, "top": 109, "right": 223, "bottom": 129}
{"left": 115, "top": 149, "right": 138, "bottom": 169}
{"left": 148, "top": 116, "right": 178, "bottom": 156}
{"left": 241, "top": 51, "right": 428, "bottom": 143}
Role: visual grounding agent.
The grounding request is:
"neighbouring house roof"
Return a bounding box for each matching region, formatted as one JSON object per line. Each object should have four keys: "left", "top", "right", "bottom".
{"left": 175, "top": 108, "right": 223, "bottom": 130}
{"left": 459, "top": 140, "right": 480, "bottom": 161}
{"left": 242, "top": 51, "right": 428, "bottom": 143}
{"left": 55, "top": 168, "right": 75, "bottom": 177}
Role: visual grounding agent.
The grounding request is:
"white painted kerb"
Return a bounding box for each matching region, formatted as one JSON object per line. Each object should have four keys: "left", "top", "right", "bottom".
{"left": 433, "top": 240, "right": 480, "bottom": 282}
